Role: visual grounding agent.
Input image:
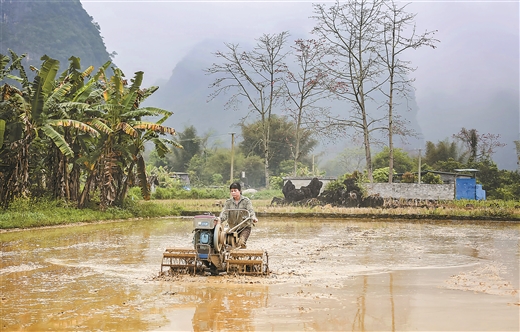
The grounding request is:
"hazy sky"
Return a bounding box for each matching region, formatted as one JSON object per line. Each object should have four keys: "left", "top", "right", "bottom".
{"left": 80, "top": 0, "right": 519, "bottom": 169}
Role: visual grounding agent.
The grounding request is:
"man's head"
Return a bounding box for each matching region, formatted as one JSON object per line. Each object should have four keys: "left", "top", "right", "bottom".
{"left": 229, "top": 182, "right": 241, "bottom": 192}
{"left": 229, "top": 182, "right": 241, "bottom": 200}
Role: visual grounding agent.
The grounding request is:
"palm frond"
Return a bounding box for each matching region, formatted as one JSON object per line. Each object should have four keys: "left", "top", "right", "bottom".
{"left": 44, "top": 82, "right": 72, "bottom": 112}
{"left": 59, "top": 56, "right": 81, "bottom": 81}
{"left": 141, "top": 86, "right": 159, "bottom": 100}
{"left": 41, "top": 124, "right": 74, "bottom": 157}
{"left": 150, "top": 137, "right": 172, "bottom": 157}
{"left": 132, "top": 121, "right": 176, "bottom": 135}
{"left": 118, "top": 122, "right": 138, "bottom": 137}
{"left": 138, "top": 107, "right": 173, "bottom": 124}
{"left": 82, "top": 65, "right": 94, "bottom": 78}
{"left": 87, "top": 89, "right": 104, "bottom": 101}
{"left": 122, "top": 91, "right": 138, "bottom": 112}
{"left": 7, "top": 50, "right": 29, "bottom": 86}
{"left": 0, "top": 54, "right": 10, "bottom": 75}
{"left": 129, "top": 71, "right": 144, "bottom": 94}
{"left": 37, "top": 55, "right": 60, "bottom": 97}
{"left": 93, "top": 103, "right": 123, "bottom": 113}
{"left": 58, "top": 102, "right": 93, "bottom": 113}
{"left": 72, "top": 61, "right": 110, "bottom": 102}
{"left": 136, "top": 155, "right": 150, "bottom": 200}
{"left": 48, "top": 119, "right": 99, "bottom": 137}
{"left": 30, "top": 75, "right": 45, "bottom": 122}
{"left": 89, "top": 119, "right": 112, "bottom": 135}
{"left": 5, "top": 74, "right": 23, "bottom": 83}
{"left": 163, "top": 138, "right": 183, "bottom": 149}
{"left": 122, "top": 109, "right": 159, "bottom": 119}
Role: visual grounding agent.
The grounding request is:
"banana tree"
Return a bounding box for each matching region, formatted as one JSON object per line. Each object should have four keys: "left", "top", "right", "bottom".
{"left": 0, "top": 52, "right": 99, "bottom": 207}
{"left": 44, "top": 57, "right": 112, "bottom": 201}
{"left": 83, "top": 68, "right": 178, "bottom": 209}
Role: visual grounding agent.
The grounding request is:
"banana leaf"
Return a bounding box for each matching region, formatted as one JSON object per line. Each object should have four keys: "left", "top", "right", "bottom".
{"left": 48, "top": 119, "right": 99, "bottom": 137}
{"left": 41, "top": 124, "right": 74, "bottom": 157}
{"left": 132, "top": 121, "right": 176, "bottom": 135}
{"left": 89, "top": 119, "right": 112, "bottom": 135}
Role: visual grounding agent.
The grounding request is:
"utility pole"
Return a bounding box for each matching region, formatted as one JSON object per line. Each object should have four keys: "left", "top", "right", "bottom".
{"left": 229, "top": 132, "right": 235, "bottom": 183}
{"left": 418, "top": 148, "right": 422, "bottom": 184}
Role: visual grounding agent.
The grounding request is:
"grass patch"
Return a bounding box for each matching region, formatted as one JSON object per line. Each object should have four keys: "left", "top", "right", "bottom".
{"left": 0, "top": 198, "right": 184, "bottom": 230}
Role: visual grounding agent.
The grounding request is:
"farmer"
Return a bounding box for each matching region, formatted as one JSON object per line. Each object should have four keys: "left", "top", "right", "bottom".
{"left": 218, "top": 182, "right": 258, "bottom": 249}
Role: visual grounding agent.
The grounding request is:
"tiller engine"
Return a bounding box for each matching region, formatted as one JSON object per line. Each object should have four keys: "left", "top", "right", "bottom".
{"left": 161, "top": 209, "right": 268, "bottom": 276}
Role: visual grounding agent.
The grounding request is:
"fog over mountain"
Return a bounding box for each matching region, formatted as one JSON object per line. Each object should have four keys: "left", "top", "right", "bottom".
{"left": 148, "top": 38, "right": 424, "bottom": 155}
{"left": 148, "top": 40, "right": 236, "bottom": 137}
{"left": 81, "top": 0, "right": 519, "bottom": 170}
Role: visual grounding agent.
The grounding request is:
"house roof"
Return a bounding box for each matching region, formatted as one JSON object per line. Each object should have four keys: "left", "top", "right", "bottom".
{"left": 454, "top": 168, "right": 479, "bottom": 172}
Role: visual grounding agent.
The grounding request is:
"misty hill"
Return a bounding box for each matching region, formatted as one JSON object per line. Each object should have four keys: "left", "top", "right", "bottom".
{"left": 148, "top": 40, "right": 246, "bottom": 138}
{"left": 0, "top": 0, "right": 112, "bottom": 71}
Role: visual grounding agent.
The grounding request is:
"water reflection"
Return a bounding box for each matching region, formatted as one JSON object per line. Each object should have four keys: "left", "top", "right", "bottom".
{"left": 352, "top": 275, "right": 367, "bottom": 331}
{"left": 188, "top": 285, "right": 267, "bottom": 331}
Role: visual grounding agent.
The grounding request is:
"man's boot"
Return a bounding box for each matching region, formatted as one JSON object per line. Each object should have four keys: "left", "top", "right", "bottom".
{"left": 237, "top": 227, "right": 251, "bottom": 249}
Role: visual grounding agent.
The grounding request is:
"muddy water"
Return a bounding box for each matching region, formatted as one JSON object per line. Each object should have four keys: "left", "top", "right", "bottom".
{"left": 1, "top": 218, "right": 518, "bottom": 331}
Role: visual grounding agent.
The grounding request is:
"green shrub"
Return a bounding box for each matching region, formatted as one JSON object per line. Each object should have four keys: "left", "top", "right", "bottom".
{"left": 153, "top": 187, "right": 174, "bottom": 200}
{"left": 373, "top": 167, "right": 394, "bottom": 183}
{"left": 422, "top": 172, "right": 443, "bottom": 184}
{"left": 127, "top": 187, "right": 143, "bottom": 200}
{"left": 325, "top": 178, "right": 346, "bottom": 191}
{"left": 270, "top": 176, "right": 283, "bottom": 190}
{"left": 212, "top": 173, "right": 224, "bottom": 185}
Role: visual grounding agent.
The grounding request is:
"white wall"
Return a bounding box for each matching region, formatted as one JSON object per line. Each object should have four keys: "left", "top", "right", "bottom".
{"left": 366, "top": 183, "right": 455, "bottom": 200}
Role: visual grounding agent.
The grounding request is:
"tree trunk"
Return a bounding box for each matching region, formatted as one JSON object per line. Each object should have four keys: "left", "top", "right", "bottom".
{"left": 136, "top": 156, "right": 149, "bottom": 200}
{"left": 388, "top": 70, "right": 395, "bottom": 184}
{"left": 78, "top": 168, "right": 96, "bottom": 208}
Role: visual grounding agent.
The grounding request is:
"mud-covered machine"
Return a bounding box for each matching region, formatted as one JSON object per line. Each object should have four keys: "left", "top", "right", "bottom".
{"left": 161, "top": 209, "right": 269, "bottom": 276}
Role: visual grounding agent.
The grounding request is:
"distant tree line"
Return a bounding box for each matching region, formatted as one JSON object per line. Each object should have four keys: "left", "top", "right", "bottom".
{"left": 147, "top": 111, "right": 518, "bottom": 200}
{"left": 361, "top": 128, "right": 518, "bottom": 200}
{"left": 148, "top": 115, "right": 318, "bottom": 189}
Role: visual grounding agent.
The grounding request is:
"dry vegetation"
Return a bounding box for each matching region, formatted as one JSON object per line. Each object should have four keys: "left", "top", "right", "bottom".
{"left": 156, "top": 199, "right": 520, "bottom": 221}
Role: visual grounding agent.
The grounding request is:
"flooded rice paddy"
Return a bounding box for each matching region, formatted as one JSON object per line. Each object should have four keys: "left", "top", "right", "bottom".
{"left": 1, "top": 217, "right": 519, "bottom": 331}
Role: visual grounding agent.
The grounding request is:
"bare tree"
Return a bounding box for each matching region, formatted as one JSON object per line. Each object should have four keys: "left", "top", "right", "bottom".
{"left": 453, "top": 127, "right": 506, "bottom": 162}
{"left": 312, "top": 0, "right": 386, "bottom": 182}
{"left": 206, "top": 32, "right": 289, "bottom": 187}
{"left": 380, "top": 0, "right": 438, "bottom": 183}
{"left": 282, "top": 38, "right": 330, "bottom": 176}
{"left": 336, "top": 147, "right": 367, "bottom": 174}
